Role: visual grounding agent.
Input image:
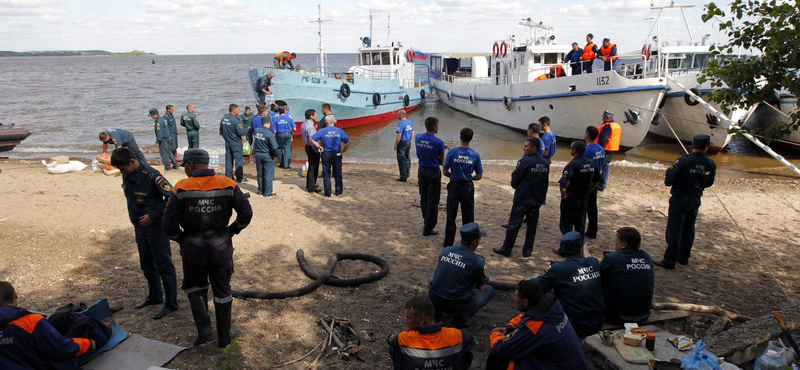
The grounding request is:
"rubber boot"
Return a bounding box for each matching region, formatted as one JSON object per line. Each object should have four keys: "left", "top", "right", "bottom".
{"left": 188, "top": 292, "right": 212, "bottom": 346}
{"left": 214, "top": 301, "right": 234, "bottom": 348}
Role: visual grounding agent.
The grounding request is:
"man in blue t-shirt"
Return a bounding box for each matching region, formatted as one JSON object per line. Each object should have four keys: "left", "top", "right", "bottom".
{"left": 270, "top": 105, "right": 295, "bottom": 169}
{"left": 415, "top": 117, "right": 446, "bottom": 236}
{"left": 394, "top": 110, "right": 415, "bottom": 182}
{"left": 311, "top": 115, "right": 351, "bottom": 197}
{"left": 442, "top": 128, "right": 483, "bottom": 247}
{"left": 584, "top": 126, "right": 606, "bottom": 239}
{"left": 539, "top": 116, "right": 556, "bottom": 160}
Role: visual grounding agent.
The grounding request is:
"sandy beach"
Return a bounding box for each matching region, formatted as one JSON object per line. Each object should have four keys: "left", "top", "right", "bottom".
{"left": 1, "top": 157, "right": 798, "bottom": 369}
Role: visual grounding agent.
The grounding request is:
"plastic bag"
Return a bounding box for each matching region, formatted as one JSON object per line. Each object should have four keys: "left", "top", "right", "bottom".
{"left": 242, "top": 140, "right": 251, "bottom": 156}
{"left": 42, "top": 160, "right": 88, "bottom": 174}
{"left": 682, "top": 340, "right": 720, "bottom": 370}
{"left": 766, "top": 339, "right": 796, "bottom": 365}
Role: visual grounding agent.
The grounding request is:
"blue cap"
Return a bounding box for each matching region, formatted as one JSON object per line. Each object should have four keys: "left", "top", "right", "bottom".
{"left": 603, "top": 38, "right": 610, "bottom": 43}
{"left": 460, "top": 222, "right": 487, "bottom": 242}
{"left": 560, "top": 231, "right": 584, "bottom": 254}
{"left": 149, "top": 108, "right": 158, "bottom": 116}
{"left": 180, "top": 148, "right": 210, "bottom": 166}
{"left": 278, "top": 105, "right": 285, "bottom": 113}
{"left": 693, "top": 134, "right": 712, "bottom": 148}
{"left": 587, "top": 33, "right": 594, "bottom": 38}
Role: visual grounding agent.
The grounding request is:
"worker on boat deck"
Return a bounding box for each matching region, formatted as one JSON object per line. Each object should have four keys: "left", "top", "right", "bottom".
{"left": 387, "top": 296, "right": 475, "bottom": 370}
{"left": 596, "top": 110, "right": 621, "bottom": 187}
{"left": 584, "top": 126, "right": 606, "bottom": 239}
{"left": 180, "top": 104, "right": 201, "bottom": 149}
{"left": 442, "top": 127, "right": 483, "bottom": 248}
{"left": 273, "top": 51, "right": 297, "bottom": 70}
{"left": 151, "top": 108, "right": 179, "bottom": 171}
{"left": 564, "top": 42, "right": 583, "bottom": 75}
{"left": 548, "top": 65, "right": 566, "bottom": 79}
{"left": 598, "top": 38, "right": 618, "bottom": 72}
{"left": 255, "top": 72, "right": 274, "bottom": 106}
{"left": 654, "top": 134, "right": 716, "bottom": 270}
{"left": 539, "top": 116, "right": 556, "bottom": 160}
{"left": 99, "top": 128, "right": 147, "bottom": 164}
{"left": 582, "top": 33, "right": 599, "bottom": 74}
{"left": 219, "top": 104, "right": 248, "bottom": 183}
{"left": 599, "top": 227, "right": 654, "bottom": 324}
{"left": 165, "top": 105, "right": 179, "bottom": 167}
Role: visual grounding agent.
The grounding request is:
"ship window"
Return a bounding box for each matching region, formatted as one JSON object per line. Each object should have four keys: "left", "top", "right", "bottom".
{"left": 693, "top": 53, "right": 712, "bottom": 69}
{"left": 544, "top": 53, "right": 559, "bottom": 64}
{"left": 382, "top": 52, "right": 391, "bottom": 65}
{"left": 362, "top": 53, "right": 371, "bottom": 65}
{"left": 534, "top": 53, "right": 542, "bottom": 63}
{"left": 373, "top": 53, "right": 381, "bottom": 65}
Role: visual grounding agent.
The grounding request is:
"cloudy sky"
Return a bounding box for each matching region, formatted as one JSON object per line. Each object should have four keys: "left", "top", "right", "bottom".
{"left": 1, "top": 0, "right": 732, "bottom": 55}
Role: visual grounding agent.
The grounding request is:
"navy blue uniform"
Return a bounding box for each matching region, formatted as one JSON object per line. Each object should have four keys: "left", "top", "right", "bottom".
{"left": 122, "top": 162, "right": 179, "bottom": 311}
{"left": 219, "top": 113, "right": 247, "bottom": 182}
{"left": 558, "top": 156, "right": 601, "bottom": 236}
{"left": 564, "top": 49, "right": 583, "bottom": 75}
{"left": 180, "top": 112, "right": 200, "bottom": 149}
{"left": 442, "top": 147, "right": 483, "bottom": 247}
{"left": 415, "top": 133, "right": 446, "bottom": 234}
{"left": 104, "top": 128, "right": 147, "bottom": 164}
{"left": 165, "top": 112, "right": 179, "bottom": 163}
{"left": 255, "top": 75, "right": 272, "bottom": 105}
{"left": 533, "top": 256, "right": 604, "bottom": 338}
{"left": 252, "top": 126, "right": 279, "bottom": 196}
{"left": 271, "top": 113, "right": 295, "bottom": 168}
{"left": 395, "top": 118, "right": 414, "bottom": 180}
{"left": 239, "top": 112, "right": 255, "bottom": 146}
{"left": 600, "top": 249, "right": 654, "bottom": 324}
{"left": 311, "top": 126, "right": 350, "bottom": 196}
{"left": 154, "top": 116, "right": 178, "bottom": 169}
{"left": 663, "top": 152, "right": 716, "bottom": 267}
{"left": 387, "top": 324, "right": 474, "bottom": 370}
{"left": 498, "top": 153, "right": 550, "bottom": 256}
{"left": 428, "top": 244, "right": 494, "bottom": 320}
{"left": 584, "top": 143, "right": 606, "bottom": 238}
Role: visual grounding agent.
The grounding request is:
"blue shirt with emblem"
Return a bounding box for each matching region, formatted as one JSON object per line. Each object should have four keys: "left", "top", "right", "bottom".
{"left": 121, "top": 162, "right": 172, "bottom": 226}
{"left": 541, "top": 131, "right": 556, "bottom": 160}
{"left": 585, "top": 142, "right": 606, "bottom": 184}
{"left": 219, "top": 113, "right": 247, "bottom": 144}
{"left": 252, "top": 115, "right": 266, "bottom": 132}
{"left": 311, "top": 126, "right": 350, "bottom": 152}
{"left": 428, "top": 244, "right": 490, "bottom": 301}
{"left": 415, "top": 132, "right": 445, "bottom": 168}
{"left": 395, "top": 119, "right": 414, "bottom": 142}
{"left": 443, "top": 146, "right": 483, "bottom": 182}
{"left": 271, "top": 114, "right": 295, "bottom": 134}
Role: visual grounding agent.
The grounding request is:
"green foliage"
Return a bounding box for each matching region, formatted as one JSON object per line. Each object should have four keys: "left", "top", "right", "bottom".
{"left": 214, "top": 338, "right": 243, "bottom": 370}
{"left": 701, "top": 0, "right": 800, "bottom": 141}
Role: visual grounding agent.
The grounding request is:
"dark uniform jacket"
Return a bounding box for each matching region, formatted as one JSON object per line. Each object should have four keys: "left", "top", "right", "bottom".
{"left": 533, "top": 256, "right": 604, "bottom": 322}
{"left": 665, "top": 152, "right": 716, "bottom": 197}
{"left": 165, "top": 113, "right": 177, "bottom": 136}
{"left": 0, "top": 306, "right": 92, "bottom": 370}
{"left": 154, "top": 116, "right": 171, "bottom": 145}
{"left": 122, "top": 163, "right": 172, "bottom": 226}
{"left": 219, "top": 114, "right": 247, "bottom": 145}
{"left": 511, "top": 153, "right": 550, "bottom": 206}
{"left": 387, "top": 323, "right": 474, "bottom": 370}
{"left": 559, "top": 156, "right": 601, "bottom": 200}
{"left": 162, "top": 169, "right": 253, "bottom": 239}
{"left": 599, "top": 249, "right": 654, "bottom": 318}
{"left": 180, "top": 112, "right": 200, "bottom": 132}
{"left": 488, "top": 294, "right": 587, "bottom": 370}
{"left": 428, "top": 244, "right": 489, "bottom": 301}
{"left": 252, "top": 127, "right": 279, "bottom": 157}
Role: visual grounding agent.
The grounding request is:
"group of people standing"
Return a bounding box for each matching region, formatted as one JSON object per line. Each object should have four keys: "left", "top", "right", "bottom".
{"left": 563, "top": 33, "right": 620, "bottom": 74}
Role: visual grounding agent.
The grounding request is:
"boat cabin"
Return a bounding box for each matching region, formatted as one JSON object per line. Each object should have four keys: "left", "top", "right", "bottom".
{"left": 350, "top": 44, "right": 419, "bottom": 88}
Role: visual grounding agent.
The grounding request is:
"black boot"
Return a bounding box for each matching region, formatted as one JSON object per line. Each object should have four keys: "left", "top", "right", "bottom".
{"left": 214, "top": 300, "right": 235, "bottom": 348}
{"left": 188, "top": 292, "right": 212, "bottom": 346}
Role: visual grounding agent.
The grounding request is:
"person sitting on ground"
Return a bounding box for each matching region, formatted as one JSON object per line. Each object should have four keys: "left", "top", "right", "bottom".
{"left": 599, "top": 227, "right": 654, "bottom": 324}
{"left": 0, "top": 281, "right": 113, "bottom": 369}
{"left": 387, "top": 296, "right": 475, "bottom": 370}
{"left": 427, "top": 222, "right": 494, "bottom": 328}
{"left": 486, "top": 280, "right": 587, "bottom": 370}
{"left": 532, "top": 231, "right": 604, "bottom": 338}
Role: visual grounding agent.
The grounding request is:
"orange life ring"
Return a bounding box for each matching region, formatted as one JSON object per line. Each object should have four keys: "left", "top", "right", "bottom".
{"left": 493, "top": 42, "right": 500, "bottom": 58}
{"left": 642, "top": 44, "right": 651, "bottom": 60}
{"left": 500, "top": 42, "right": 508, "bottom": 58}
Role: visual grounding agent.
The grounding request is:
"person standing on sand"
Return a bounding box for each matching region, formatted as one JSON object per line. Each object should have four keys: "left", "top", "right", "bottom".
{"left": 394, "top": 110, "right": 414, "bottom": 182}
{"left": 554, "top": 140, "right": 601, "bottom": 250}
{"left": 539, "top": 116, "right": 556, "bottom": 160}
{"left": 162, "top": 148, "right": 253, "bottom": 348}
{"left": 99, "top": 128, "right": 146, "bottom": 164}
{"left": 239, "top": 106, "right": 255, "bottom": 148}
{"left": 180, "top": 104, "right": 201, "bottom": 149}
{"left": 301, "top": 109, "right": 322, "bottom": 193}
{"left": 442, "top": 127, "right": 483, "bottom": 247}
{"left": 219, "top": 104, "right": 247, "bottom": 183}
{"left": 252, "top": 115, "right": 280, "bottom": 197}
{"left": 310, "top": 115, "right": 351, "bottom": 197}
{"left": 110, "top": 147, "right": 179, "bottom": 320}
{"left": 164, "top": 105, "right": 179, "bottom": 166}
{"left": 415, "top": 117, "right": 446, "bottom": 236}
{"left": 320, "top": 103, "right": 332, "bottom": 128}
{"left": 501, "top": 123, "right": 544, "bottom": 230}
{"left": 584, "top": 126, "right": 606, "bottom": 239}
{"left": 271, "top": 105, "right": 295, "bottom": 169}
{"left": 151, "top": 108, "right": 179, "bottom": 171}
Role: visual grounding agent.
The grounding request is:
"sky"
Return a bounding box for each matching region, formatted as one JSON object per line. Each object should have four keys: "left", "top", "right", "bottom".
{"left": 0, "top": 0, "right": 735, "bottom": 55}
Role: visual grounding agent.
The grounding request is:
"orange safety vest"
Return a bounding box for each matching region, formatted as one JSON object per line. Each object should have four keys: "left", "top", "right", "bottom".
{"left": 597, "top": 121, "right": 621, "bottom": 151}
{"left": 275, "top": 51, "right": 291, "bottom": 63}
{"left": 582, "top": 42, "right": 596, "bottom": 61}
{"left": 549, "top": 65, "right": 565, "bottom": 78}
{"left": 535, "top": 74, "right": 548, "bottom": 81}
{"left": 600, "top": 43, "right": 617, "bottom": 62}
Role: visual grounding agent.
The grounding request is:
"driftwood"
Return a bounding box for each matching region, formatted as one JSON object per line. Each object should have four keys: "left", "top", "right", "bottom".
{"left": 705, "top": 315, "right": 731, "bottom": 337}
{"left": 269, "top": 339, "right": 325, "bottom": 369}
{"left": 652, "top": 302, "right": 752, "bottom": 322}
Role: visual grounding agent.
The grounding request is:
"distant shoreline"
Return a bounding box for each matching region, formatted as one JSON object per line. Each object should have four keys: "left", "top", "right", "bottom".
{"left": 0, "top": 50, "right": 155, "bottom": 57}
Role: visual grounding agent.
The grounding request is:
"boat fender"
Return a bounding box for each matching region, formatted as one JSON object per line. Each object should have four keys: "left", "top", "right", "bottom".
{"left": 340, "top": 83, "right": 351, "bottom": 98}
{"left": 658, "top": 95, "right": 667, "bottom": 109}
{"left": 372, "top": 92, "right": 381, "bottom": 106}
{"left": 503, "top": 96, "right": 512, "bottom": 110}
{"left": 469, "top": 94, "right": 475, "bottom": 104}
{"left": 493, "top": 42, "right": 500, "bottom": 58}
{"left": 420, "top": 89, "right": 427, "bottom": 99}
{"left": 684, "top": 88, "right": 701, "bottom": 106}
{"left": 651, "top": 112, "right": 661, "bottom": 126}
{"left": 706, "top": 113, "right": 719, "bottom": 128}
{"left": 500, "top": 41, "right": 508, "bottom": 58}
{"left": 642, "top": 44, "right": 652, "bottom": 60}
{"left": 403, "top": 94, "right": 410, "bottom": 107}
{"left": 446, "top": 91, "right": 452, "bottom": 100}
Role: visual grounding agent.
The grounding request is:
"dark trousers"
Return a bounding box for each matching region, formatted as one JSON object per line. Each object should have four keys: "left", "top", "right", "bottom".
{"left": 396, "top": 139, "right": 411, "bottom": 180}
{"left": 304, "top": 145, "right": 320, "bottom": 191}
{"left": 257, "top": 93, "right": 266, "bottom": 105}
{"left": 134, "top": 224, "right": 179, "bottom": 310}
{"left": 224, "top": 142, "right": 244, "bottom": 182}
{"left": 418, "top": 166, "right": 442, "bottom": 233}
{"left": 187, "top": 132, "right": 199, "bottom": 149}
{"left": 49, "top": 312, "right": 113, "bottom": 349}
{"left": 664, "top": 195, "right": 701, "bottom": 265}
{"left": 428, "top": 287, "right": 494, "bottom": 320}
{"left": 125, "top": 144, "right": 147, "bottom": 164}
{"left": 604, "top": 60, "right": 614, "bottom": 71}
{"left": 255, "top": 153, "right": 275, "bottom": 196}
{"left": 158, "top": 141, "right": 178, "bottom": 170}
{"left": 559, "top": 194, "right": 588, "bottom": 236}
{"left": 500, "top": 202, "right": 541, "bottom": 256}
{"left": 571, "top": 316, "right": 604, "bottom": 339}
{"left": 582, "top": 60, "right": 594, "bottom": 74}
{"left": 570, "top": 63, "right": 581, "bottom": 75}
{"left": 444, "top": 181, "right": 475, "bottom": 246}
{"left": 180, "top": 232, "right": 234, "bottom": 303}
{"left": 585, "top": 189, "right": 599, "bottom": 238}
{"left": 170, "top": 133, "right": 178, "bottom": 164}
{"left": 275, "top": 133, "right": 292, "bottom": 168}
{"left": 321, "top": 150, "right": 343, "bottom": 196}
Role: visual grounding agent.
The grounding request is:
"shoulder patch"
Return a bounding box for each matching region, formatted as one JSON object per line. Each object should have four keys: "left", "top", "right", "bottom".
{"left": 156, "top": 123, "right": 161, "bottom": 130}
{"left": 156, "top": 176, "right": 172, "bottom": 192}
{"left": 503, "top": 328, "right": 519, "bottom": 342}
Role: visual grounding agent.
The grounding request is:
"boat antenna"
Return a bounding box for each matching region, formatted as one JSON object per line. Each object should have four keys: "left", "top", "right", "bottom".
{"left": 369, "top": 11, "right": 373, "bottom": 46}
{"left": 387, "top": 12, "right": 391, "bottom": 45}
{"left": 309, "top": 2, "right": 332, "bottom": 70}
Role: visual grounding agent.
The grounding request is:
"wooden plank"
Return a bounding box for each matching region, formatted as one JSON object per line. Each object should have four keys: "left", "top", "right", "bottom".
{"left": 601, "top": 310, "right": 689, "bottom": 330}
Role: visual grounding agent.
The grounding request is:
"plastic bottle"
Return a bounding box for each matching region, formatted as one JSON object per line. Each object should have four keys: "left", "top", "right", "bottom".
{"left": 697, "top": 354, "right": 713, "bottom": 370}
{"left": 754, "top": 350, "right": 785, "bottom": 370}
{"left": 301, "top": 162, "right": 308, "bottom": 177}
{"left": 91, "top": 159, "right": 99, "bottom": 171}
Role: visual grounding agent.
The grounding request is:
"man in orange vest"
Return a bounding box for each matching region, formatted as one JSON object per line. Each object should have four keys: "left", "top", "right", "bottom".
{"left": 598, "top": 38, "right": 618, "bottom": 71}
{"left": 596, "top": 110, "right": 621, "bottom": 190}
{"left": 582, "top": 34, "right": 598, "bottom": 74}
{"left": 273, "top": 51, "right": 297, "bottom": 70}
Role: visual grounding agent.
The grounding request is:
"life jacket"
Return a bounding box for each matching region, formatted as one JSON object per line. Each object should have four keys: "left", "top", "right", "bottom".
{"left": 275, "top": 51, "right": 291, "bottom": 63}
{"left": 535, "top": 74, "right": 548, "bottom": 81}
{"left": 597, "top": 121, "right": 621, "bottom": 151}
{"left": 548, "top": 65, "right": 565, "bottom": 78}
{"left": 582, "top": 42, "right": 596, "bottom": 61}
{"left": 600, "top": 43, "right": 617, "bottom": 62}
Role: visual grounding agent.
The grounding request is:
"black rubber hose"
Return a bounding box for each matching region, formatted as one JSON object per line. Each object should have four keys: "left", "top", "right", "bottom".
{"left": 232, "top": 254, "right": 338, "bottom": 299}
{"left": 487, "top": 279, "right": 518, "bottom": 291}
{"left": 297, "top": 250, "right": 389, "bottom": 287}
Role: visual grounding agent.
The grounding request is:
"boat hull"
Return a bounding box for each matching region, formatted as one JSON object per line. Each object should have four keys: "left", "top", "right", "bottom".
{"left": 0, "top": 126, "right": 32, "bottom": 152}
{"left": 432, "top": 71, "right": 666, "bottom": 150}
{"left": 743, "top": 95, "right": 800, "bottom": 153}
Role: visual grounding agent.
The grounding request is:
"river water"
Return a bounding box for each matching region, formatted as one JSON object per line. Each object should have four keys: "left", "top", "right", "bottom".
{"left": 1, "top": 53, "right": 797, "bottom": 176}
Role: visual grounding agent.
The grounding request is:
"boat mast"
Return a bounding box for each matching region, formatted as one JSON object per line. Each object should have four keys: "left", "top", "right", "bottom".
{"left": 309, "top": 2, "right": 332, "bottom": 71}
{"left": 650, "top": 0, "right": 695, "bottom": 44}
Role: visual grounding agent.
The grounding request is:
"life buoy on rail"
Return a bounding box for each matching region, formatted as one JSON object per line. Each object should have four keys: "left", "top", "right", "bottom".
{"left": 500, "top": 42, "right": 508, "bottom": 58}
{"left": 642, "top": 44, "right": 652, "bottom": 60}
{"left": 493, "top": 42, "right": 500, "bottom": 58}
{"left": 502, "top": 96, "right": 512, "bottom": 110}
{"left": 372, "top": 92, "right": 382, "bottom": 106}
{"left": 403, "top": 94, "right": 410, "bottom": 107}
{"left": 684, "top": 87, "right": 701, "bottom": 106}
{"left": 340, "top": 83, "right": 351, "bottom": 98}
